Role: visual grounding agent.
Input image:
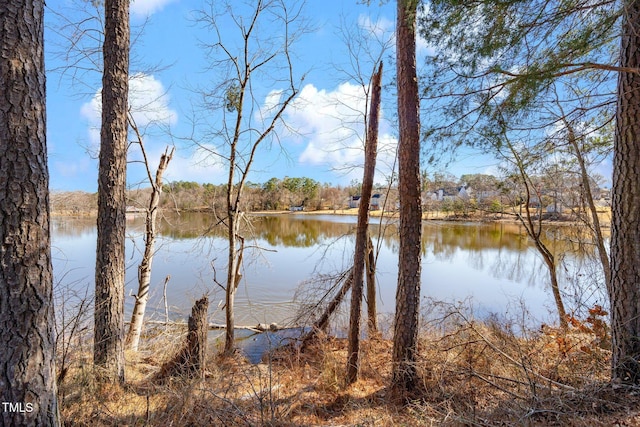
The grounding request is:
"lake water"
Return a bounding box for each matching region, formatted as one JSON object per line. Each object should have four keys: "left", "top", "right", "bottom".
{"left": 51, "top": 212, "right": 607, "bottom": 335}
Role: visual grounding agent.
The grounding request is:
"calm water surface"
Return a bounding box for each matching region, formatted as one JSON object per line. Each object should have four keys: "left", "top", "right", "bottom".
{"left": 51, "top": 213, "right": 605, "bottom": 331}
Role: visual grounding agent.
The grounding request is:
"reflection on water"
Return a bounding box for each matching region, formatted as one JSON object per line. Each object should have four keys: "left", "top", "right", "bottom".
{"left": 51, "top": 212, "right": 607, "bottom": 331}
{"left": 218, "top": 327, "right": 310, "bottom": 364}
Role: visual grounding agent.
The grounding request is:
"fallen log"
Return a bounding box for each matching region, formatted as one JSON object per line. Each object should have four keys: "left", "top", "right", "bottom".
{"left": 301, "top": 269, "right": 354, "bottom": 350}
{"left": 141, "top": 320, "right": 284, "bottom": 332}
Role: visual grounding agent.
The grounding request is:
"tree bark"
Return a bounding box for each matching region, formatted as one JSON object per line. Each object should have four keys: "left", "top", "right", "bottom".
{"left": 392, "top": 0, "right": 423, "bottom": 395}
{"left": 0, "top": 1, "right": 61, "bottom": 424}
{"left": 224, "top": 226, "right": 243, "bottom": 355}
{"left": 346, "top": 62, "right": 383, "bottom": 384}
{"left": 94, "top": 0, "right": 129, "bottom": 383}
{"left": 126, "top": 146, "right": 174, "bottom": 351}
{"left": 610, "top": 0, "right": 640, "bottom": 384}
{"left": 366, "top": 235, "right": 378, "bottom": 335}
{"left": 157, "top": 297, "right": 209, "bottom": 380}
{"left": 543, "top": 252, "right": 568, "bottom": 329}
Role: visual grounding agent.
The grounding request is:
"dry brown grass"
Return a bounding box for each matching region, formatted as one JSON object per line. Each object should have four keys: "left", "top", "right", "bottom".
{"left": 58, "top": 314, "right": 640, "bottom": 427}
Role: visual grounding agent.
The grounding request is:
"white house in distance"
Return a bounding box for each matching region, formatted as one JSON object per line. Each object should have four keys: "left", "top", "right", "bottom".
{"left": 348, "top": 193, "right": 383, "bottom": 210}
{"left": 430, "top": 184, "right": 505, "bottom": 204}
{"left": 430, "top": 185, "right": 470, "bottom": 202}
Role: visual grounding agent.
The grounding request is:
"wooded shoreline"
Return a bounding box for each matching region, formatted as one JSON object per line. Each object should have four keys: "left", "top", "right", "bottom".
{"left": 51, "top": 204, "right": 612, "bottom": 229}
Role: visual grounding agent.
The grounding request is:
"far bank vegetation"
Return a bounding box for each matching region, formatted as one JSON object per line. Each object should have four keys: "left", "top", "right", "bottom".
{"left": 51, "top": 171, "right": 611, "bottom": 223}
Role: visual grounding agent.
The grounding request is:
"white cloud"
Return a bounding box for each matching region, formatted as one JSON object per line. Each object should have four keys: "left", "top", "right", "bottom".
{"left": 80, "top": 73, "right": 184, "bottom": 186}
{"left": 358, "top": 14, "right": 394, "bottom": 41}
{"left": 79, "top": 96, "right": 102, "bottom": 151}
{"left": 357, "top": 13, "right": 435, "bottom": 61}
{"left": 282, "top": 82, "right": 398, "bottom": 182}
{"left": 255, "top": 89, "right": 284, "bottom": 123}
{"left": 162, "top": 144, "right": 226, "bottom": 184}
{"left": 80, "top": 73, "right": 178, "bottom": 146}
{"left": 124, "top": 142, "right": 226, "bottom": 188}
{"left": 129, "top": 73, "right": 178, "bottom": 127}
{"left": 288, "top": 83, "right": 366, "bottom": 165}
{"left": 130, "top": 0, "right": 178, "bottom": 17}
{"left": 482, "top": 165, "right": 502, "bottom": 178}
{"left": 80, "top": 92, "right": 100, "bottom": 123}
{"left": 416, "top": 33, "right": 435, "bottom": 57}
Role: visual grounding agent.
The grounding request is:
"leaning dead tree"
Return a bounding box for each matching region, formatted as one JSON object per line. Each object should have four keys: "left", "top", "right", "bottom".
{"left": 346, "top": 61, "right": 383, "bottom": 384}
{"left": 156, "top": 296, "right": 209, "bottom": 380}
{"left": 365, "top": 235, "right": 378, "bottom": 334}
{"left": 296, "top": 64, "right": 384, "bottom": 359}
{"left": 297, "top": 269, "right": 354, "bottom": 349}
{"left": 333, "top": 14, "right": 391, "bottom": 341}
{"left": 126, "top": 116, "right": 174, "bottom": 351}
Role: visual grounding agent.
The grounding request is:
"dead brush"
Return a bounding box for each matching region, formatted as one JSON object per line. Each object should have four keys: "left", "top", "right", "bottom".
{"left": 153, "top": 381, "right": 256, "bottom": 427}
{"left": 315, "top": 336, "right": 347, "bottom": 393}
{"left": 357, "top": 337, "right": 393, "bottom": 384}
{"left": 156, "top": 345, "right": 305, "bottom": 426}
{"left": 413, "top": 304, "right": 614, "bottom": 425}
{"left": 57, "top": 300, "right": 639, "bottom": 426}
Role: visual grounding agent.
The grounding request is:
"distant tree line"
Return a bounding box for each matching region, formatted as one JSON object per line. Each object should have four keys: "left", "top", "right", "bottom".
{"left": 153, "top": 170, "right": 610, "bottom": 219}
{"left": 51, "top": 169, "right": 611, "bottom": 220}
{"left": 156, "top": 176, "right": 348, "bottom": 212}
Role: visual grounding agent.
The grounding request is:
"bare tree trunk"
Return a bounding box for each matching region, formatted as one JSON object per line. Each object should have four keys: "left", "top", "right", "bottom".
{"left": 224, "top": 226, "right": 244, "bottom": 355}
{"left": 157, "top": 297, "right": 209, "bottom": 380}
{"left": 211, "top": 1, "right": 300, "bottom": 357}
{"left": 94, "top": 0, "right": 129, "bottom": 384}
{"left": 543, "top": 253, "right": 568, "bottom": 329}
{"left": 563, "top": 122, "right": 611, "bottom": 289}
{"left": 0, "top": 1, "right": 61, "bottom": 424}
{"left": 509, "top": 145, "right": 568, "bottom": 329}
{"left": 366, "top": 234, "right": 378, "bottom": 335}
{"left": 346, "top": 62, "right": 383, "bottom": 384}
{"left": 392, "top": 0, "right": 423, "bottom": 395}
{"left": 224, "top": 217, "right": 237, "bottom": 355}
{"left": 126, "top": 145, "right": 174, "bottom": 351}
{"left": 610, "top": 0, "right": 640, "bottom": 384}
{"left": 520, "top": 185, "right": 568, "bottom": 330}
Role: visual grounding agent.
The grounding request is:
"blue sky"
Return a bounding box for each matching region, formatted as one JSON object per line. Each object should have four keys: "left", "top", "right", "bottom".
{"left": 44, "top": 0, "right": 502, "bottom": 192}
{"left": 46, "top": 0, "right": 606, "bottom": 193}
